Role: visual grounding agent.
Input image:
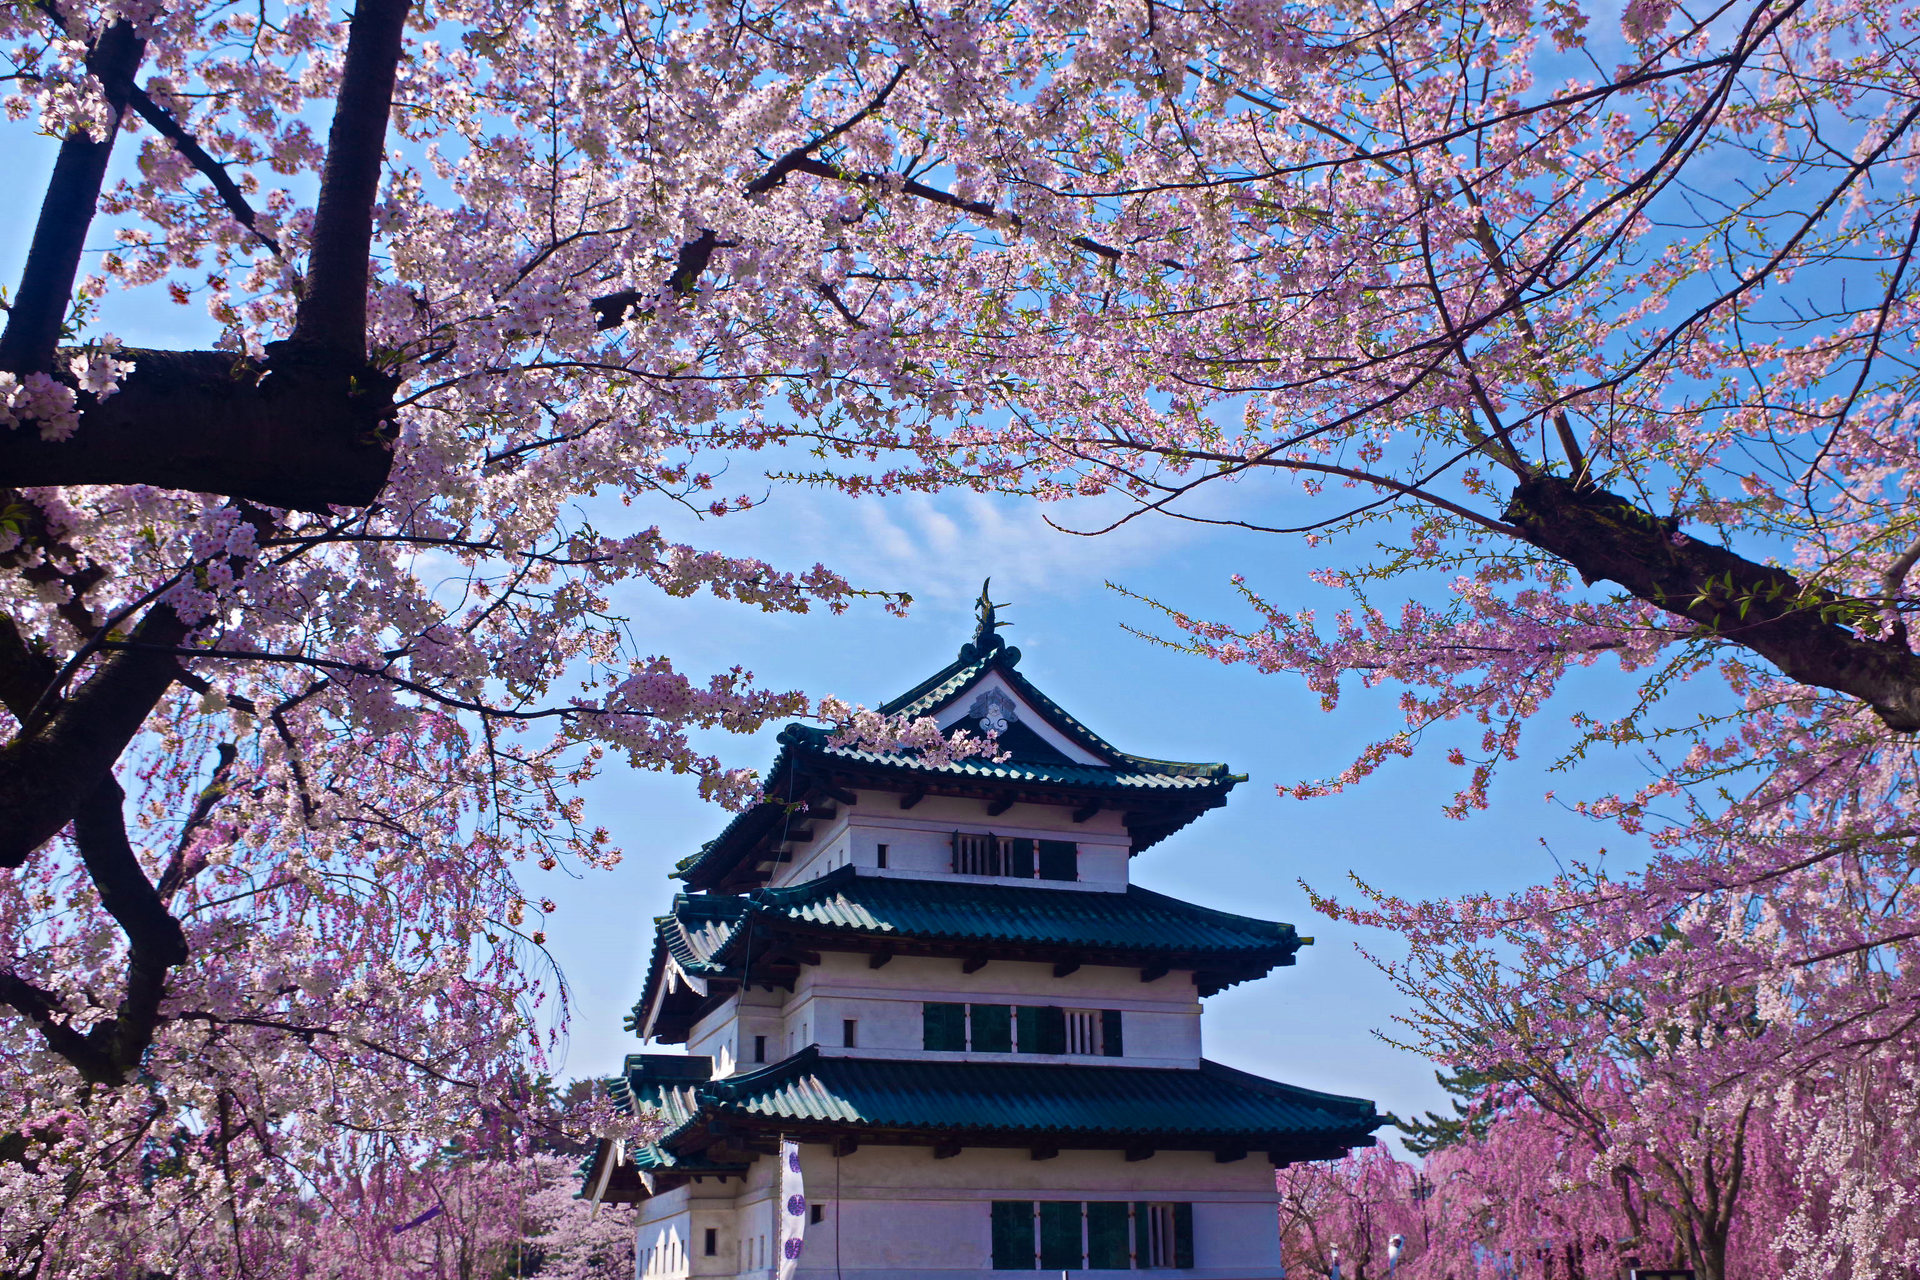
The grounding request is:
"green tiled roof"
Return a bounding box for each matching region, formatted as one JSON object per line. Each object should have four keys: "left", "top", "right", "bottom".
{"left": 877, "top": 643, "right": 1230, "bottom": 782}
{"left": 775, "top": 724, "right": 1234, "bottom": 790}
{"left": 656, "top": 895, "right": 748, "bottom": 978}
{"left": 672, "top": 633, "right": 1243, "bottom": 889}
{"left": 621, "top": 1049, "right": 1382, "bottom": 1149}
{"left": 757, "top": 867, "right": 1299, "bottom": 958}
{"left": 634, "top": 869, "right": 1304, "bottom": 1037}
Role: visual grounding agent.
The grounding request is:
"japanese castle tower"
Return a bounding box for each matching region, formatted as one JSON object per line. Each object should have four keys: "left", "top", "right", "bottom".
{"left": 584, "top": 589, "right": 1382, "bottom": 1277}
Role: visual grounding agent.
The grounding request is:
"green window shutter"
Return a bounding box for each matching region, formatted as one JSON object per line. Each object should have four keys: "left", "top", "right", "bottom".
{"left": 923, "top": 1002, "right": 965, "bottom": 1051}
{"left": 1008, "top": 837, "right": 1035, "bottom": 879}
{"left": 1173, "top": 1202, "right": 1194, "bottom": 1268}
{"left": 971, "top": 1003, "right": 1013, "bottom": 1053}
{"left": 949, "top": 831, "right": 960, "bottom": 873}
{"left": 1038, "top": 1202, "right": 1083, "bottom": 1270}
{"left": 1101, "top": 1009, "right": 1124, "bottom": 1057}
{"left": 1035, "top": 1005, "right": 1067, "bottom": 1055}
{"left": 991, "top": 1201, "right": 1036, "bottom": 1270}
{"left": 1086, "top": 1202, "right": 1130, "bottom": 1269}
{"left": 1133, "top": 1202, "right": 1150, "bottom": 1265}
{"left": 1015, "top": 1004, "right": 1039, "bottom": 1053}
{"left": 1037, "top": 839, "right": 1078, "bottom": 881}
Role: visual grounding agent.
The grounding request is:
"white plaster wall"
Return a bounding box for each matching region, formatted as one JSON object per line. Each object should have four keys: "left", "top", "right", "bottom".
{"left": 673, "top": 952, "right": 1204, "bottom": 1067}
{"left": 633, "top": 1144, "right": 1285, "bottom": 1279}
{"left": 635, "top": 1186, "right": 691, "bottom": 1279}
{"left": 779, "top": 802, "right": 1132, "bottom": 889}
{"left": 688, "top": 987, "right": 786, "bottom": 1077}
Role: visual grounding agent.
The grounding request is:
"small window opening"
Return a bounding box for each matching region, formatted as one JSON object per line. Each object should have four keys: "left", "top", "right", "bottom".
{"left": 810, "top": 1203, "right": 825, "bottom": 1225}
{"left": 843, "top": 1018, "right": 858, "bottom": 1047}
{"left": 877, "top": 843, "right": 889, "bottom": 868}
{"left": 753, "top": 1035, "right": 766, "bottom": 1063}
{"left": 704, "top": 1228, "right": 717, "bottom": 1256}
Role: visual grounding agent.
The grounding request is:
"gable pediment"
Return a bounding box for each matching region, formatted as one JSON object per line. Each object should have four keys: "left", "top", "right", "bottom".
{"left": 933, "top": 670, "right": 1108, "bottom": 766}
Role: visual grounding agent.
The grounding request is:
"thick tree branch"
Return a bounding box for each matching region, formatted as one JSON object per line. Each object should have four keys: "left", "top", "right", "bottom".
{"left": 0, "top": 19, "right": 144, "bottom": 373}
{"left": 286, "top": 0, "right": 412, "bottom": 359}
{"left": 1506, "top": 474, "right": 1920, "bottom": 732}
{"left": 0, "top": 0, "right": 411, "bottom": 507}
{"left": 0, "top": 779, "right": 191, "bottom": 1085}
{"left": 0, "top": 605, "right": 186, "bottom": 867}
{"left": 0, "top": 968, "right": 116, "bottom": 1082}
{"left": 70, "top": 775, "right": 189, "bottom": 1078}
{"left": 0, "top": 610, "right": 58, "bottom": 721}
{"left": 0, "top": 348, "right": 394, "bottom": 508}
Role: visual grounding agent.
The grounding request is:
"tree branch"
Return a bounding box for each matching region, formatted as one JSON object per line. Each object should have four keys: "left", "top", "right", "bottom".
{"left": 0, "top": 609, "right": 58, "bottom": 721}
{"left": 286, "top": 0, "right": 412, "bottom": 358}
{"left": 593, "top": 66, "right": 938, "bottom": 328}
{"left": 125, "top": 86, "right": 282, "bottom": 257}
{"left": 0, "top": 967, "right": 116, "bottom": 1082}
{"left": 0, "top": 604, "right": 186, "bottom": 867}
{"left": 0, "top": 19, "right": 144, "bottom": 373}
{"left": 69, "top": 774, "right": 189, "bottom": 1078}
{"left": 1506, "top": 474, "right": 1920, "bottom": 731}
{"left": 0, "top": 347, "right": 394, "bottom": 509}
{"left": 156, "top": 741, "right": 238, "bottom": 902}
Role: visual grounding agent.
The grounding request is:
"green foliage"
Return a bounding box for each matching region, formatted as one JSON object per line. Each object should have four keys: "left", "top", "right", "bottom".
{"left": 1392, "top": 1064, "right": 1501, "bottom": 1156}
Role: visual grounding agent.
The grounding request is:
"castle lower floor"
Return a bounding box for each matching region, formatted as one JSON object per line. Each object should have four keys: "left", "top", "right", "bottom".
{"left": 629, "top": 1144, "right": 1284, "bottom": 1279}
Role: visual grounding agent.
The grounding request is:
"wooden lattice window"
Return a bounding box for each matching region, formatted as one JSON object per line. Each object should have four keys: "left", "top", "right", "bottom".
{"left": 950, "top": 832, "right": 1076, "bottom": 879}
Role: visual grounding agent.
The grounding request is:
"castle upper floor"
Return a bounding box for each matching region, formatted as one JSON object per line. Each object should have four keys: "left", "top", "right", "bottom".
{"left": 671, "top": 583, "right": 1246, "bottom": 897}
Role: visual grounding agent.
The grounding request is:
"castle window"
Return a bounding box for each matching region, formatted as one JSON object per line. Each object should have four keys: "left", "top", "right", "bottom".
{"left": 876, "top": 843, "right": 888, "bottom": 868}
{"left": 704, "top": 1228, "right": 717, "bottom": 1256}
{"left": 990, "top": 1202, "right": 1193, "bottom": 1270}
{"left": 923, "top": 1001, "right": 966, "bottom": 1051}
{"left": 810, "top": 1203, "right": 825, "bottom": 1225}
{"left": 970, "top": 1003, "right": 1013, "bottom": 1053}
{"left": 1016, "top": 1004, "right": 1067, "bottom": 1055}
{"left": 950, "top": 833, "right": 1077, "bottom": 880}
{"left": 753, "top": 1034, "right": 766, "bottom": 1063}
{"left": 926, "top": 1003, "right": 1121, "bottom": 1055}
{"left": 1138, "top": 1203, "right": 1194, "bottom": 1268}
{"left": 842, "top": 1018, "right": 858, "bottom": 1047}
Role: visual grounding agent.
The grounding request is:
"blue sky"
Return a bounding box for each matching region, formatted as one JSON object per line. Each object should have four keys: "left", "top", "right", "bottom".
{"left": 0, "top": 108, "right": 1672, "bottom": 1141}
{"left": 529, "top": 485, "right": 1664, "bottom": 1133}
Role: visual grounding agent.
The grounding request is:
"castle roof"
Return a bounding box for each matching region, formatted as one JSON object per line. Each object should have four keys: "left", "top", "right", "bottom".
{"left": 674, "top": 586, "right": 1243, "bottom": 892}
{"left": 633, "top": 866, "right": 1308, "bottom": 1041}
{"left": 583, "top": 1049, "right": 1382, "bottom": 1202}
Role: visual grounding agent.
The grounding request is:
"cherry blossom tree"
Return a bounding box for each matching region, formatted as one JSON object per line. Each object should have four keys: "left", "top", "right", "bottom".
{"left": 752, "top": 0, "right": 1920, "bottom": 1260}
{"left": 8, "top": 0, "right": 1920, "bottom": 1265}
{"left": 1277, "top": 1145, "right": 1429, "bottom": 1280}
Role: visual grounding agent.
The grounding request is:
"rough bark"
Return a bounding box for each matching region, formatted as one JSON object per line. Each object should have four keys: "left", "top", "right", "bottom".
{"left": 0, "top": 348, "right": 395, "bottom": 509}
{"left": 287, "top": 0, "right": 412, "bottom": 359}
{"left": 0, "top": 605, "right": 186, "bottom": 868}
{"left": 1505, "top": 474, "right": 1920, "bottom": 732}
{"left": 0, "top": 20, "right": 144, "bottom": 374}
